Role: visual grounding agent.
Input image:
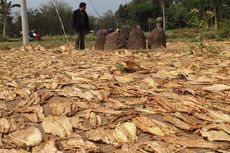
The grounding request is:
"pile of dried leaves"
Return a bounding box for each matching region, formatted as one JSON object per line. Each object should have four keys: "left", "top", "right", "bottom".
{"left": 0, "top": 41, "right": 229, "bottom": 153}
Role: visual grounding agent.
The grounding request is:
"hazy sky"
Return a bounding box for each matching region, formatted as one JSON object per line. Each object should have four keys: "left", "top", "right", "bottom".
{"left": 11, "top": 0, "right": 131, "bottom": 16}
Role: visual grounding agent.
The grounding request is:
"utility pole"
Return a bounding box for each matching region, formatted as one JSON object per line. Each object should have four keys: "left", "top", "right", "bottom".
{"left": 21, "top": 0, "right": 29, "bottom": 45}
{"left": 52, "top": 1, "right": 68, "bottom": 42}
{"left": 159, "top": 0, "right": 166, "bottom": 30}
{"left": 162, "top": 2, "right": 165, "bottom": 30}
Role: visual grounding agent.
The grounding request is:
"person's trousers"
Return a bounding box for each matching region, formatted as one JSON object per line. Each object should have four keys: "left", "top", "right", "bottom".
{"left": 75, "top": 31, "right": 86, "bottom": 50}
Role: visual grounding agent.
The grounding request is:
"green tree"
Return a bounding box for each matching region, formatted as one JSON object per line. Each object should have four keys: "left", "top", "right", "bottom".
{"left": 98, "top": 10, "right": 117, "bottom": 29}
{"left": 115, "top": 4, "right": 129, "bottom": 25}
{"left": 0, "top": 0, "right": 20, "bottom": 37}
{"left": 14, "top": 1, "right": 73, "bottom": 36}
{"left": 38, "top": 1, "right": 73, "bottom": 35}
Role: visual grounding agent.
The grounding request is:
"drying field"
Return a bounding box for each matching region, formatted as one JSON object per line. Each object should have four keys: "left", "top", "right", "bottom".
{"left": 0, "top": 41, "right": 230, "bottom": 153}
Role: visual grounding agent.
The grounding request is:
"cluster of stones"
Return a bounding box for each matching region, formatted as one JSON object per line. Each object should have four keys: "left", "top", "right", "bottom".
{"left": 95, "top": 26, "right": 166, "bottom": 50}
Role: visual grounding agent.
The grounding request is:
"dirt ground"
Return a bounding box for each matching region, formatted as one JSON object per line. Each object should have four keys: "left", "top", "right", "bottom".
{"left": 0, "top": 41, "right": 230, "bottom": 153}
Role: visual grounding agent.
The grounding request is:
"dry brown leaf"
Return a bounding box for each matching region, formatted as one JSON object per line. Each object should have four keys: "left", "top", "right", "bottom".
{"left": 18, "top": 106, "right": 44, "bottom": 123}
{"left": 193, "top": 112, "right": 213, "bottom": 122}
{"left": 94, "top": 107, "right": 122, "bottom": 115}
{"left": 58, "top": 86, "right": 105, "bottom": 101}
{"left": 163, "top": 136, "right": 229, "bottom": 149}
{"left": 0, "top": 102, "right": 7, "bottom": 110}
{"left": 139, "top": 141, "right": 170, "bottom": 153}
{"left": 135, "top": 107, "right": 158, "bottom": 115}
{"left": 156, "top": 69, "right": 183, "bottom": 79}
{"left": 163, "top": 115, "right": 196, "bottom": 131}
{"left": 113, "top": 122, "right": 137, "bottom": 144}
{"left": 203, "top": 84, "right": 230, "bottom": 92}
{"left": 0, "top": 118, "right": 10, "bottom": 133}
{"left": 70, "top": 115, "right": 87, "bottom": 130}
{"left": 124, "top": 97, "right": 147, "bottom": 106}
{"left": 86, "top": 128, "right": 118, "bottom": 146}
{"left": 86, "top": 122, "right": 137, "bottom": 145}
{"left": 174, "top": 112, "right": 204, "bottom": 127}
{"left": 16, "top": 88, "right": 32, "bottom": 98}
{"left": 32, "top": 139, "right": 62, "bottom": 153}
{"left": 0, "top": 118, "right": 26, "bottom": 133}
{"left": 115, "top": 74, "right": 135, "bottom": 83}
{"left": 202, "top": 123, "right": 230, "bottom": 134}
{"left": 42, "top": 116, "right": 73, "bottom": 138}
{"left": 42, "top": 81, "right": 59, "bottom": 89}
{"left": 89, "top": 112, "right": 102, "bottom": 128}
{"left": 107, "top": 98, "right": 127, "bottom": 109}
{"left": 207, "top": 110, "right": 230, "bottom": 123}
{"left": 201, "top": 130, "right": 230, "bottom": 142}
{"left": 7, "top": 126, "right": 42, "bottom": 146}
{"left": 190, "top": 76, "right": 214, "bottom": 85}
{"left": 133, "top": 116, "right": 176, "bottom": 136}
{"left": 217, "top": 150, "right": 230, "bottom": 153}
{"left": 17, "top": 92, "right": 41, "bottom": 108}
{"left": 61, "top": 133, "right": 97, "bottom": 151}
{"left": 100, "top": 72, "right": 113, "bottom": 80}
{"left": 49, "top": 101, "right": 78, "bottom": 116}
{"left": 0, "top": 90, "right": 17, "bottom": 101}
{"left": 142, "top": 77, "right": 157, "bottom": 89}
{"left": 57, "top": 86, "right": 79, "bottom": 97}
{"left": 0, "top": 149, "right": 29, "bottom": 153}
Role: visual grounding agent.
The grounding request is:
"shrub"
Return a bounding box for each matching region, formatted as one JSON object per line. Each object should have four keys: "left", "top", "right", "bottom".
{"left": 0, "top": 36, "right": 8, "bottom": 42}
{"left": 218, "top": 20, "right": 230, "bottom": 38}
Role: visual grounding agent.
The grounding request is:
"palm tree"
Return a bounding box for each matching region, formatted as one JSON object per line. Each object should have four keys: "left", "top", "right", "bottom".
{"left": 0, "top": 0, "right": 20, "bottom": 37}
{"left": 159, "top": 0, "right": 166, "bottom": 30}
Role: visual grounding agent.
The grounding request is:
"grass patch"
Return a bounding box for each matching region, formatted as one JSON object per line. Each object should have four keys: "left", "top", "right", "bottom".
{"left": 0, "top": 35, "right": 95, "bottom": 50}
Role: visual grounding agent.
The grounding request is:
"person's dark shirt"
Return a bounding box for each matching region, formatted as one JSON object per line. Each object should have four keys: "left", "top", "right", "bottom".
{"left": 72, "top": 9, "right": 90, "bottom": 32}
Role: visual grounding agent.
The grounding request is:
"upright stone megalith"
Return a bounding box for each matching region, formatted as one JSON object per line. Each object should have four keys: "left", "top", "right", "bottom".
{"left": 127, "top": 28, "right": 146, "bottom": 50}
{"left": 95, "top": 29, "right": 109, "bottom": 50}
{"left": 148, "top": 28, "right": 166, "bottom": 49}
{"left": 104, "top": 26, "right": 131, "bottom": 50}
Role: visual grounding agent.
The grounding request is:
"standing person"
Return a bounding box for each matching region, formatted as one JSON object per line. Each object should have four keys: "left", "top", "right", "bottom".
{"left": 72, "top": 2, "right": 90, "bottom": 50}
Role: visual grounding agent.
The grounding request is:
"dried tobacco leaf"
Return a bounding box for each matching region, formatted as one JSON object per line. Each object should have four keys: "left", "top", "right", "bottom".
{"left": 138, "top": 141, "right": 170, "bottom": 153}
{"left": 142, "top": 77, "right": 157, "bottom": 89}
{"left": 0, "top": 102, "right": 7, "bottom": 110}
{"left": 163, "top": 136, "right": 229, "bottom": 149}
{"left": 174, "top": 112, "right": 204, "bottom": 127}
{"left": 202, "top": 123, "right": 230, "bottom": 134}
{"left": 163, "top": 115, "right": 196, "bottom": 131}
{"left": 201, "top": 130, "right": 230, "bottom": 142}
{"left": 207, "top": 110, "right": 230, "bottom": 123}
{"left": 89, "top": 112, "right": 102, "bottom": 128}
{"left": 203, "top": 84, "right": 230, "bottom": 92}
{"left": 70, "top": 115, "right": 87, "bottom": 130}
{"left": 42, "top": 116, "right": 73, "bottom": 138}
{"left": 17, "top": 92, "right": 41, "bottom": 108}
{"left": 113, "top": 122, "right": 137, "bottom": 144}
{"left": 32, "top": 139, "right": 62, "bottom": 153}
{"left": 61, "top": 133, "right": 97, "bottom": 151}
{"left": 107, "top": 98, "right": 127, "bottom": 109}
{"left": 133, "top": 116, "right": 176, "bottom": 136}
{"left": 0, "top": 90, "right": 17, "bottom": 101}
{"left": 86, "top": 122, "right": 137, "bottom": 145}
{"left": 115, "top": 74, "right": 135, "bottom": 83}
{"left": 0, "top": 149, "right": 29, "bottom": 153}
{"left": 17, "top": 106, "right": 44, "bottom": 123}
{"left": 7, "top": 126, "right": 42, "bottom": 146}
{"left": 0, "top": 118, "right": 10, "bottom": 133}
{"left": 49, "top": 101, "right": 78, "bottom": 116}
{"left": 86, "top": 128, "right": 118, "bottom": 146}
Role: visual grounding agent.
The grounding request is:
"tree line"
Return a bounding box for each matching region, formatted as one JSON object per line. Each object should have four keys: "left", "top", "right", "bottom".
{"left": 0, "top": 0, "right": 230, "bottom": 38}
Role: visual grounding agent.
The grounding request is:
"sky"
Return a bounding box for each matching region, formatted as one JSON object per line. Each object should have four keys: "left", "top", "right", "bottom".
{"left": 11, "top": 0, "right": 131, "bottom": 16}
